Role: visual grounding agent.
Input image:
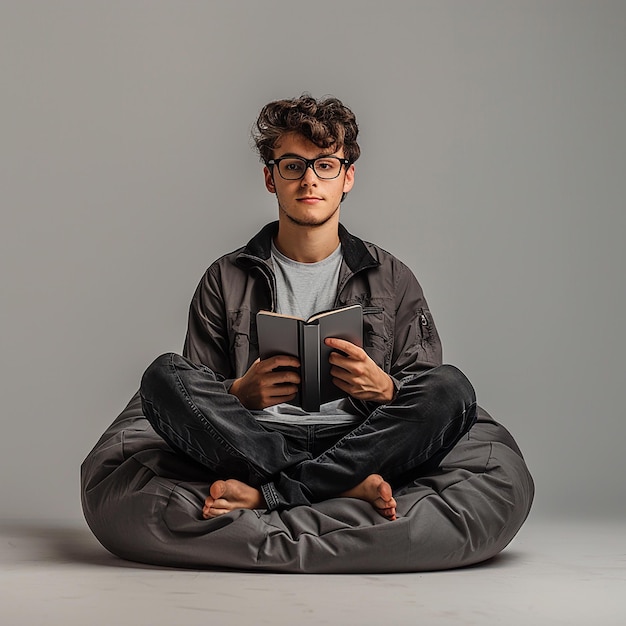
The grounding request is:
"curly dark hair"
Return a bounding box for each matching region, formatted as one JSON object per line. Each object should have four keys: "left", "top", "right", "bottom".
{"left": 253, "top": 94, "right": 360, "bottom": 164}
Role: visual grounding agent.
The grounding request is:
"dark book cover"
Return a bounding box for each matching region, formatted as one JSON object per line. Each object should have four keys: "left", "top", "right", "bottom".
{"left": 256, "top": 305, "right": 363, "bottom": 412}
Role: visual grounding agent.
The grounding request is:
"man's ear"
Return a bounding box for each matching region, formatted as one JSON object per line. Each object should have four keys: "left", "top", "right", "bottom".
{"left": 342, "top": 163, "right": 355, "bottom": 195}
{"left": 264, "top": 166, "right": 276, "bottom": 193}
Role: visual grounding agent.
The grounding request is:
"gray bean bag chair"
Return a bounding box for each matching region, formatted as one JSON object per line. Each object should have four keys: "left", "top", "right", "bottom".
{"left": 81, "top": 391, "right": 533, "bottom": 573}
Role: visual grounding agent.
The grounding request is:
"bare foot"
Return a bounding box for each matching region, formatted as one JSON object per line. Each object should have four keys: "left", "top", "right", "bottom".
{"left": 341, "top": 474, "right": 397, "bottom": 520}
{"left": 202, "top": 479, "right": 265, "bottom": 518}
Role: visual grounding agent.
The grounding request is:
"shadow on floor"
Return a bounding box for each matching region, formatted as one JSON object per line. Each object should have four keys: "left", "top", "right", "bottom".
{"left": 0, "top": 521, "right": 165, "bottom": 570}
{"left": 1, "top": 520, "right": 525, "bottom": 574}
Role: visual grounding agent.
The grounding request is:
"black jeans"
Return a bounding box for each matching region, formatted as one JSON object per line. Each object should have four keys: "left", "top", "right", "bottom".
{"left": 140, "top": 353, "right": 477, "bottom": 510}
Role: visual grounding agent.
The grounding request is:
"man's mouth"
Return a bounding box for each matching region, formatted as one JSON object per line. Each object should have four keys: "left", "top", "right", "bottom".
{"left": 297, "top": 196, "right": 323, "bottom": 204}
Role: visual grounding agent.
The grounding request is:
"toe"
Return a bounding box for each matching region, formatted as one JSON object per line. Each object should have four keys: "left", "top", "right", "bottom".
{"left": 210, "top": 480, "right": 228, "bottom": 500}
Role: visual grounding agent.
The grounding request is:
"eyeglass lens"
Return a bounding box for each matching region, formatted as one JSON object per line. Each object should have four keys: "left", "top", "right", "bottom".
{"left": 277, "top": 157, "right": 343, "bottom": 180}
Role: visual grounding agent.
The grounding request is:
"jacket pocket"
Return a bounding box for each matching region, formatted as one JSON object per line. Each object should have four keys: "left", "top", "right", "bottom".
{"left": 361, "top": 305, "right": 391, "bottom": 369}
{"left": 416, "top": 308, "right": 440, "bottom": 363}
{"left": 227, "top": 308, "right": 257, "bottom": 377}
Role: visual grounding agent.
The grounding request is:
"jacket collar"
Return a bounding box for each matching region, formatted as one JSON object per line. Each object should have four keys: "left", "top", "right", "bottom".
{"left": 238, "top": 221, "right": 380, "bottom": 274}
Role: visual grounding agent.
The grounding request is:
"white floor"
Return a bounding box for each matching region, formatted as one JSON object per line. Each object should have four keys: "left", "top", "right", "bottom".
{"left": 1, "top": 516, "right": 624, "bottom": 626}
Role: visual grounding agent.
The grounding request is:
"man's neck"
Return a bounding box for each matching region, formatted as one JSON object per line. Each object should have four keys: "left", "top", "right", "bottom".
{"left": 274, "top": 217, "right": 341, "bottom": 263}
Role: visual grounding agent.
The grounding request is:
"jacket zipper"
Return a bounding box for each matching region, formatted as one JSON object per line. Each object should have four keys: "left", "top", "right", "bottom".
{"left": 419, "top": 309, "right": 429, "bottom": 331}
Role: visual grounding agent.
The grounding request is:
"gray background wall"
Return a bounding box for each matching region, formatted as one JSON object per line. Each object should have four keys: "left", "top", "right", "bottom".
{"left": 1, "top": 1, "right": 624, "bottom": 523}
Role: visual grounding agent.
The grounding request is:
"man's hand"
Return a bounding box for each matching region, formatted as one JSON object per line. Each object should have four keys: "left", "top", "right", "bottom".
{"left": 229, "top": 356, "right": 300, "bottom": 410}
{"left": 326, "top": 338, "right": 395, "bottom": 404}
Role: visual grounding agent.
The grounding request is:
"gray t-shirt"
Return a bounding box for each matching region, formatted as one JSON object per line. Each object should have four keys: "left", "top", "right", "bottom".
{"left": 252, "top": 242, "right": 360, "bottom": 425}
{"left": 272, "top": 241, "right": 342, "bottom": 320}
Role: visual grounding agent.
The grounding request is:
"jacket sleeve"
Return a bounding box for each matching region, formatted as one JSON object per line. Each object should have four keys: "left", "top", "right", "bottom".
{"left": 389, "top": 261, "right": 443, "bottom": 381}
{"left": 182, "top": 264, "right": 233, "bottom": 381}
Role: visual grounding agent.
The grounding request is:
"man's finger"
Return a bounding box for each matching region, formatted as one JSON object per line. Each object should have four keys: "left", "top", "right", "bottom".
{"left": 268, "top": 385, "right": 299, "bottom": 400}
{"left": 268, "top": 369, "right": 301, "bottom": 385}
{"left": 324, "top": 337, "right": 363, "bottom": 358}
{"left": 260, "top": 355, "right": 301, "bottom": 371}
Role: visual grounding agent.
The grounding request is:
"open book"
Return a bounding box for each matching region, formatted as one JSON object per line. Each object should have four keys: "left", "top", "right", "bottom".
{"left": 256, "top": 304, "right": 363, "bottom": 412}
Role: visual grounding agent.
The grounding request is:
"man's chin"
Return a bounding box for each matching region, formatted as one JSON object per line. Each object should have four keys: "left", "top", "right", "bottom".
{"left": 280, "top": 205, "right": 340, "bottom": 228}
{"left": 286, "top": 216, "right": 329, "bottom": 227}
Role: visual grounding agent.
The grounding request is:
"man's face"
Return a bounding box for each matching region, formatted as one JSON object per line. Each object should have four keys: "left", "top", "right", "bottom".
{"left": 264, "top": 133, "right": 355, "bottom": 228}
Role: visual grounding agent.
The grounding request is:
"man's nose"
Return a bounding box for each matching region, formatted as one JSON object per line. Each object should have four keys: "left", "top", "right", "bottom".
{"left": 300, "top": 163, "right": 318, "bottom": 185}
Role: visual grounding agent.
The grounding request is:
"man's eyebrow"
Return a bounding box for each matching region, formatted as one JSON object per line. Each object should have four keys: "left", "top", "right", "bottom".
{"left": 276, "top": 151, "right": 339, "bottom": 159}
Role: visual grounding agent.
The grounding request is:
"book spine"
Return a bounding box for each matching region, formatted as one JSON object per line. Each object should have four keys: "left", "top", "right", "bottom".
{"left": 299, "top": 323, "right": 321, "bottom": 412}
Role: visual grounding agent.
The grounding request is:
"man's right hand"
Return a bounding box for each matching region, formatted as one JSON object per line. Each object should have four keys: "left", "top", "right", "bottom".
{"left": 229, "top": 356, "right": 300, "bottom": 410}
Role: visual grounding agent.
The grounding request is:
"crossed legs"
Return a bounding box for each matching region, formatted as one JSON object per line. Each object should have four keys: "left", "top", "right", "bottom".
{"left": 140, "top": 353, "right": 476, "bottom": 520}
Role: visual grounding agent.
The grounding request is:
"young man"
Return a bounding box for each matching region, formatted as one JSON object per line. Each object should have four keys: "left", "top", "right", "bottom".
{"left": 140, "top": 95, "right": 477, "bottom": 522}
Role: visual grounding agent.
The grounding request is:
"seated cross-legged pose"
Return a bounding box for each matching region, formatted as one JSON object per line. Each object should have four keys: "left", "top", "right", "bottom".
{"left": 139, "top": 94, "right": 478, "bottom": 521}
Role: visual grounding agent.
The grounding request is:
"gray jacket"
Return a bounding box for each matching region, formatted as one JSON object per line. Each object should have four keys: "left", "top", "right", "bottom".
{"left": 183, "top": 221, "right": 442, "bottom": 415}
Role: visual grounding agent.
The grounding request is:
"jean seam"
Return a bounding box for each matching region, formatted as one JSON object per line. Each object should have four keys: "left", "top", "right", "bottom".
{"left": 312, "top": 391, "right": 399, "bottom": 462}
{"left": 312, "top": 418, "right": 368, "bottom": 464}
{"left": 393, "top": 400, "right": 477, "bottom": 475}
{"left": 142, "top": 396, "right": 217, "bottom": 467}
{"left": 307, "top": 425, "right": 314, "bottom": 455}
{"left": 314, "top": 396, "right": 475, "bottom": 474}
{"left": 168, "top": 355, "right": 267, "bottom": 483}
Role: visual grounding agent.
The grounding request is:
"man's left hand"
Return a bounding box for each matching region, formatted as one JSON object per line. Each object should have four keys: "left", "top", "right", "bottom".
{"left": 325, "top": 338, "right": 395, "bottom": 404}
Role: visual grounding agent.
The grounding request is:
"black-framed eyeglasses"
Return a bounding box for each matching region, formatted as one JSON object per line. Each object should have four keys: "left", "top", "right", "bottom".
{"left": 266, "top": 156, "right": 350, "bottom": 180}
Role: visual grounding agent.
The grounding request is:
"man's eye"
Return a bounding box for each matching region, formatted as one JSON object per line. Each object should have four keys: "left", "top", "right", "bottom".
{"left": 285, "top": 162, "right": 304, "bottom": 171}
{"left": 316, "top": 161, "right": 335, "bottom": 170}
